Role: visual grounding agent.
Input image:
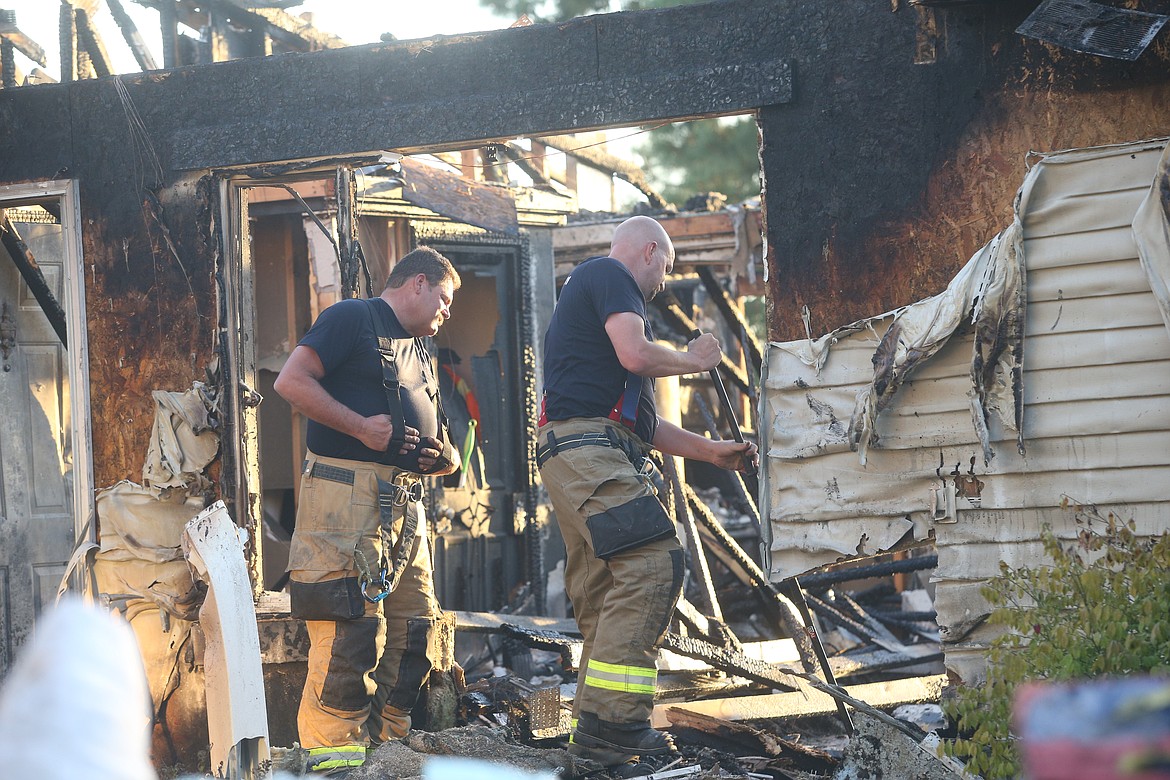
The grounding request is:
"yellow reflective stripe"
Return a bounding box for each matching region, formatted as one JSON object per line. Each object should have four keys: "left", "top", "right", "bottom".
{"left": 307, "top": 745, "right": 366, "bottom": 772}
{"left": 584, "top": 674, "right": 657, "bottom": 694}
{"left": 587, "top": 658, "right": 658, "bottom": 680}
{"left": 308, "top": 746, "right": 366, "bottom": 756}
{"left": 583, "top": 659, "right": 658, "bottom": 694}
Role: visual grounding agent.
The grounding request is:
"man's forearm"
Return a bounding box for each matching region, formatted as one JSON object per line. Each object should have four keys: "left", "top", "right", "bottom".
{"left": 651, "top": 417, "right": 718, "bottom": 461}
{"left": 622, "top": 339, "right": 706, "bottom": 378}
{"left": 278, "top": 373, "right": 367, "bottom": 440}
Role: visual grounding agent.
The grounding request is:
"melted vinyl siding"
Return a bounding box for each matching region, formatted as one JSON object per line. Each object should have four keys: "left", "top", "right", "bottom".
{"left": 763, "top": 140, "right": 1170, "bottom": 683}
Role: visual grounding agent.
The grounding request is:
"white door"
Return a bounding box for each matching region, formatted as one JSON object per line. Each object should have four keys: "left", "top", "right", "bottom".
{"left": 0, "top": 209, "right": 77, "bottom": 676}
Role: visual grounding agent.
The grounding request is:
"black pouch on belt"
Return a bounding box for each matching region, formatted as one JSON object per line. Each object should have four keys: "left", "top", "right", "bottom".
{"left": 289, "top": 577, "right": 365, "bottom": 620}
{"left": 586, "top": 494, "right": 675, "bottom": 560}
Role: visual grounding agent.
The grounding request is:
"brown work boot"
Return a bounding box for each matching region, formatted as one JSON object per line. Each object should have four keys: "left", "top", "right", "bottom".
{"left": 569, "top": 712, "right": 676, "bottom": 765}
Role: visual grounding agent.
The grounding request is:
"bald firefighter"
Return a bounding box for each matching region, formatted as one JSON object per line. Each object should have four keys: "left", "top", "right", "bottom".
{"left": 537, "top": 215, "right": 759, "bottom": 766}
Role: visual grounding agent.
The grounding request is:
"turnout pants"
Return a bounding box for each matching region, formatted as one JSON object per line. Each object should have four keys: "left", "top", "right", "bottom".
{"left": 288, "top": 452, "right": 445, "bottom": 756}
{"left": 537, "top": 418, "right": 684, "bottom": 728}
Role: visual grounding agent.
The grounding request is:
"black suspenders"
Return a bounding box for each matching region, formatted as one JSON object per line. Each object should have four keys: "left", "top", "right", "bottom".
{"left": 362, "top": 298, "right": 448, "bottom": 454}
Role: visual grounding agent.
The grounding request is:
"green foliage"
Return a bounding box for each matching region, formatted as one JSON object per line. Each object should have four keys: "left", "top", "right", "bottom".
{"left": 636, "top": 117, "right": 760, "bottom": 206}
{"left": 478, "top": 0, "right": 704, "bottom": 24}
{"left": 943, "top": 503, "right": 1170, "bottom": 779}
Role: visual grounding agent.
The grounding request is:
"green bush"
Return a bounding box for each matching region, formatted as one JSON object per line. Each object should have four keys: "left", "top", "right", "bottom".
{"left": 942, "top": 501, "right": 1170, "bottom": 778}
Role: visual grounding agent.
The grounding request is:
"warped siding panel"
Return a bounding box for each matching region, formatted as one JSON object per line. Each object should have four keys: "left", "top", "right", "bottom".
{"left": 764, "top": 140, "right": 1170, "bottom": 683}
{"left": 1022, "top": 188, "right": 1150, "bottom": 237}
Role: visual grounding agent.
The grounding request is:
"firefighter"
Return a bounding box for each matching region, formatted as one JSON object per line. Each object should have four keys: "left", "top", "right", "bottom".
{"left": 274, "top": 247, "right": 461, "bottom": 776}
{"left": 537, "top": 216, "right": 758, "bottom": 765}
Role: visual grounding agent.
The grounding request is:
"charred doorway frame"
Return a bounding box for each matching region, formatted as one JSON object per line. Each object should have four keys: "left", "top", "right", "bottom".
{"left": 413, "top": 223, "right": 545, "bottom": 612}
{"left": 0, "top": 180, "right": 95, "bottom": 549}
{"left": 219, "top": 169, "right": 348, "bottom": 588}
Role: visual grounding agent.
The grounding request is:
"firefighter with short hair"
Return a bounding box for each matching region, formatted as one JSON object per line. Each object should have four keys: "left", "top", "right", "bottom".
{"left": 274, "top": 246, "right": 461, "bottom": 777}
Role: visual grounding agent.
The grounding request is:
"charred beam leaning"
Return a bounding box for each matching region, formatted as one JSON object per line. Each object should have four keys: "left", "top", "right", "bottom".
{"left": 696, "top": 266, "right": 763, "bottom": 378}
{"left": 662, "top": 454, "right": 726, "bottom": 629}
{"left": 662, "top": 632, "right": 924, "bottom": 742}
{"left": 691, "top": 327, "right": 757, "bottom": 484}
{"left": 106, "top": 0, "right": 159, "bottom": 71}
{"left": 75, "top": 9, "right": 113, "bottom": 78}
{"left": 0, "top": 212, "right": 67, "bottom": 347}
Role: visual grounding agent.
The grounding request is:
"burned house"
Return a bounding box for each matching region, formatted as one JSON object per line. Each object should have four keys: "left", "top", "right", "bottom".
{"left": 1, "top": 0, "right": 1170, "bottom": 772}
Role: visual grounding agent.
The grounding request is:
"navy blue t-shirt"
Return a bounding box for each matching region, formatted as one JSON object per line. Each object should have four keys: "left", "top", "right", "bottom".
{"left": 542, "top": 256, "right": 658, "bottom": 444}
{"left": 298, "top": 297, "right": 442, "bottom": 470}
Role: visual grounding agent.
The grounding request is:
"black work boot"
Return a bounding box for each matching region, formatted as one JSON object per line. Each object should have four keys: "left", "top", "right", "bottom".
{"left": 569, "top": 712, "right": 676, "bottom": 765}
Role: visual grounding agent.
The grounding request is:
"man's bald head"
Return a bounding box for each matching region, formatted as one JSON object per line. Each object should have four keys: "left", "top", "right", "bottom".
{"left": 610, "top": 215, "right": 671, "bottom": 262}
{"left": 609, "top": 215, "right": 675, "bottom": 300}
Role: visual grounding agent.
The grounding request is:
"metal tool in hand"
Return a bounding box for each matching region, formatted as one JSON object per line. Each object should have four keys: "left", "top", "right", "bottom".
{"left": 690, "top": 329, "right": 757, "bottom": 477}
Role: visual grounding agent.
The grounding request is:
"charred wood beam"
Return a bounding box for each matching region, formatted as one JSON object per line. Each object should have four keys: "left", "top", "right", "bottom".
{"left": 0, "top": 212, "right": 68, "bottom": 347}
{"left": 687, "top": 483, "right": 852, "bottom": 727}
{"left": 335, "top": 166, "right": 372, "bottom": 298}
{"left": 1, "top": 39, "right": 13, "bottom": 88}
{"left": 662, "top": 454, "right": 725, "bottom": 626}
{"left": 661, "top": 632, "right": 801, "bottom": 693}
{"left": 665, "top": 707, "right": 835, "bottom": 762}
{"left": 59, "top": 4, "right": 76, "bottom": 83}
{"left": 107, "top": 0, "right": 158, "bottom": 71}
{"left": 832, "top": 590, "right": 911, "bottom": 652}
{"left": 106, "top": 0, "right": 793, "bottom": 170}
{"left": 663, "top": 630, "right": 928, "bottom": 741}
{"left": 451, "top": 611, "right": 580, "bottom": 636}
{"left": 159, "top": 1, "right": 179, "bottom": 69}
{"left": 651, "top": 293, "right": 751, "bottom": 395}
{"left": 686, "top": 484, "right": 851, "bottom": 729}
{"left": 805, "top": 592, "right": 906, "bottom": 654}
{"left": 796, "top": 554, "right": 938, "bottom": 591}
{"left": 674, "top": 596, "right": 717, "bottom": 642}
{"left": 499, "top": 622, "right": 582, "bottom": 672}
{"left": 75, "top": 9, "right": 113, "bottom": 78}
{"left": 0, "top": 11, "right": 47, "bottom": 66}
{"left": 696, "top": 265, "right": 762, "bottom": 377}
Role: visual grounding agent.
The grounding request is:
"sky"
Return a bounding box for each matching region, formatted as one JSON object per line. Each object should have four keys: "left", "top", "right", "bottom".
{"left": 2, "top": 1, "right": 511, "bottom": 82}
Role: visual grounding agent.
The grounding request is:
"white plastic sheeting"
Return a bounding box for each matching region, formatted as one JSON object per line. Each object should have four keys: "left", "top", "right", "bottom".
{"left": 0, "top": 599, "right": 157, "bottom": 780}
{"left": 762, "top": 138, "right": 1170, "bottom": 682}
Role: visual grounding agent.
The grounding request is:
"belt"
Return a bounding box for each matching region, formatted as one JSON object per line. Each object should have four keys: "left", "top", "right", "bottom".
{"left": 536, "top": 429, "right": 649, "bottom": 470}
{"left": 304, "top": 460, "right": 423, "bottom": 505}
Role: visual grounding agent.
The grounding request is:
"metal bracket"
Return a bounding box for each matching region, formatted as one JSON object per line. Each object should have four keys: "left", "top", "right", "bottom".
{"left": 929, "top": 479, "right": 957, "bottom": 523}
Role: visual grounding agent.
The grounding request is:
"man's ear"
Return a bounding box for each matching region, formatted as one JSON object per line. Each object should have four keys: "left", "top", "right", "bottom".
{"left": 415, "top": 273, "right": 427, "bottom": 293}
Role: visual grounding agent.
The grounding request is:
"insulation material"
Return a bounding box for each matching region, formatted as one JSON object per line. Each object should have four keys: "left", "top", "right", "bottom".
{"left": 142, "top": 382, "right": 219, "bottom": 492}
{"left": 763, "top": 138, "right": 1170, "bottom": 682}
{"left": 94, "top": 481, "right": 203, "bottom": 620}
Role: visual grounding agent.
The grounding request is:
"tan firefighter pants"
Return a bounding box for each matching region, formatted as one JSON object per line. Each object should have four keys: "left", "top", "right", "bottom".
{"left": 288, "top": 452, "right": 445, "bottom": 752}
{"left": 537, "top": 418, "right": 684, "bottom": 728}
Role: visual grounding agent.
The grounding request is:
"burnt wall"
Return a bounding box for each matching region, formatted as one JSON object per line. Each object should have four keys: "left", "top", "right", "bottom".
{"left": 70, "top": 77, "right": 217, "bottom": 487}
{"left": 761, "top": 1, "right": 1170, "bottom": 340}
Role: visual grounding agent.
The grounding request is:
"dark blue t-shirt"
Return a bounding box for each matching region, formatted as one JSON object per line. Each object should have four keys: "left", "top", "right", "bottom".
{"left": 542, "top": 256, "right": 658, "bottom": 444}
{"left": 298, "top": 297, "right": 441, "bottom": 470}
